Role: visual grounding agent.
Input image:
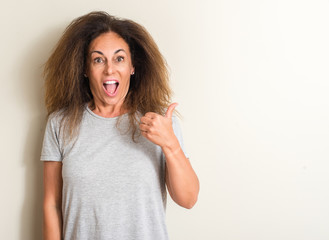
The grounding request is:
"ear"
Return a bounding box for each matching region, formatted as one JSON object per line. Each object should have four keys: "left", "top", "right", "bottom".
{"left": 84, "top": 67, "right": 88, "bottom": 77}
{"left": 84, "top": 58, "right": 90, "bottom": 76}
{"left": 131, "top": 66, "right": 135, "bottom": 75}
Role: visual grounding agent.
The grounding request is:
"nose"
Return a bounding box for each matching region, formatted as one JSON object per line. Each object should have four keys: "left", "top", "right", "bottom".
{"left": 104, "top": 61, "right": 114, "bottom": 75}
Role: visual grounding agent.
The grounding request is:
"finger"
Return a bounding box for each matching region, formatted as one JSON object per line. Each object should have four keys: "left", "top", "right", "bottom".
{"left": 165, "top": 103, "right": 178, "bottom": 118}
{"left": 145, "top": 112, "right": 158, "bottom": 119}
{"left": 140, "top": 116, "right": 153, "bottom": 126}
{"left": 139, "top": 123, "right": 149, "bottom": 132}
{"left": 141, "top": 130, "right": 148, "bottom": 139}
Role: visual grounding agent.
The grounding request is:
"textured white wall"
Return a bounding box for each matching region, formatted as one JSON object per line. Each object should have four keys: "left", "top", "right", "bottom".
{"left": 1, "top": 0, "right": 329, "bottom": 239}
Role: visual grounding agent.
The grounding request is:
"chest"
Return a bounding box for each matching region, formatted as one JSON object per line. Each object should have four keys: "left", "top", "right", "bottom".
{"left": 60, "top": 123, "right": 165, "bottom": 196}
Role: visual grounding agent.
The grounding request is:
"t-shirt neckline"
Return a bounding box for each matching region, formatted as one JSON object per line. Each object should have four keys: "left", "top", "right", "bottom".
{"left": 85, "top": 104, "right": 129, "bottom": 121}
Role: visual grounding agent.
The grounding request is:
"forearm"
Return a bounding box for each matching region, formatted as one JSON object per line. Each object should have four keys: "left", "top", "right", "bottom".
{"left": 163, "top": 141, "right": 199, "bottom": 209}
{"left": 139, "top": 105, "right": 199, "bottom": 208}
{"left": 43, "top": 204, "right": 63, "bottom": 240}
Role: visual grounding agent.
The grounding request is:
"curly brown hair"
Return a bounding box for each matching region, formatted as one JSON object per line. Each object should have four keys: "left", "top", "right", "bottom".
{"left": 44, "top": 11, "right": 172, "bottom": 141}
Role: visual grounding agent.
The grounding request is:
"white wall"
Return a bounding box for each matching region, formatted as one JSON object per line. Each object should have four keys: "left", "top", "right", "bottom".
{"left": 1, "top": 0, "right": 328, "bottom": 239}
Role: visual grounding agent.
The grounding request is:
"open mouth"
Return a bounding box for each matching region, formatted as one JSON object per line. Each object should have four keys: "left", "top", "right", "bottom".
{"left": 103, "top": 80, "right": 119, "bottom": 96}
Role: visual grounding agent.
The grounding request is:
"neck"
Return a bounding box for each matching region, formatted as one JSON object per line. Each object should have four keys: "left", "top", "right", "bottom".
{"left": 88, "top": 101, "right": 128, "bottom": 118}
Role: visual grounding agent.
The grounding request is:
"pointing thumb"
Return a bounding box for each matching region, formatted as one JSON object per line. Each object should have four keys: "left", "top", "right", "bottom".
{"left": 165, "top": 103, "right": 178, "bottom": 118}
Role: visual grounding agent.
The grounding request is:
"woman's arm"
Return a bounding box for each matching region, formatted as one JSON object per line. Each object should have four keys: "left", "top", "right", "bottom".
{"left": 163, "top": 144, "right": 199, "bottom": 209}
{"left": 139, "top": 103, "right": 200, "bottom": 209}
{"left": 43, "top": 161, "right": 63, "bottom": 240}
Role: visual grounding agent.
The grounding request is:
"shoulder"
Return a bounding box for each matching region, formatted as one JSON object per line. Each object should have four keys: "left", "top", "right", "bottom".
{"left": 45, "top": 110, "right": 66, "bottom": 131}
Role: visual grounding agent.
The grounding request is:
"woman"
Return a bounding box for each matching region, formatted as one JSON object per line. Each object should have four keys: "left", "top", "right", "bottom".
{"left": 41, "top": 11, "right": 199, "bottom": 240}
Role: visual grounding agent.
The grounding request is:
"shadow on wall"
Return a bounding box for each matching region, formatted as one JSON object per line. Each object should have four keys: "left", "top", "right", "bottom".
{"left": 19, "top": 26, "right": 64, "bottom": 240}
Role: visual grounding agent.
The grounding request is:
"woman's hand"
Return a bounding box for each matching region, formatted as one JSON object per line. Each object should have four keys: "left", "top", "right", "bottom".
{"left": 139, "top": 103, "right": 179, "bottom": 149}
{"left": 141, "top": 103, "right": 199, "bottom": 209}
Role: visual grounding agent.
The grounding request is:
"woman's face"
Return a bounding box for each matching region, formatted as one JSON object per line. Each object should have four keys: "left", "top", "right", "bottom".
{"left": 86, "top": 32, "right": 134, "bottom": 112}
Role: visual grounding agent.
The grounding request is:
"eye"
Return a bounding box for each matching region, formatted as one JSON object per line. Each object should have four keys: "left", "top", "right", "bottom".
{"left": 93, "top": 57, "right": 104, "bottom": 64}
{"left": 116, "top": 56, "right": 124, "bottom": 62}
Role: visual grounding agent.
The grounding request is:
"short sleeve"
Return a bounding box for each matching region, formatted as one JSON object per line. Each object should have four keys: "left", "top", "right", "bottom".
{"left": 171, "top": 115, "right": 189, "bottom": 159}
{"left": 40, "top": 114, "right": 62, "bottom": 162}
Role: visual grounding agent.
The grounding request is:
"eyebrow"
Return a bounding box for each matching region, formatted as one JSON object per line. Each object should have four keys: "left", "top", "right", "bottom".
{"left": 90, "top": 49, "right": 126, "bottom": 56}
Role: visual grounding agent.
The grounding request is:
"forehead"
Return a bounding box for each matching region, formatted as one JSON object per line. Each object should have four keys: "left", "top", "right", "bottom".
{"left": 88, "top": 31, "right": 130, "bottom": 54}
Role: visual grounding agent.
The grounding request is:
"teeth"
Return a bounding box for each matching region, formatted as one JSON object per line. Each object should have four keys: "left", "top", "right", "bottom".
{"left": 104, "top": 80, "right": 117, "bottom": 84}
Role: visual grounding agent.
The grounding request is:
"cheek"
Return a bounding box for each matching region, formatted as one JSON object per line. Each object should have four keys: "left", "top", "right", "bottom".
{"left": 88, "top": 69, "right": 102, "bottom": 85}
{"left": 88, "top": 74, "right": 101, "bottom": 92}
{"left": 88, "top": 79, "right": 98, "bottom": 93}
{"left": 123, "top": 72, "right": 132, "bottom": 85}
{"left": 119, "top": 67, "right": 132, "bottom": 85}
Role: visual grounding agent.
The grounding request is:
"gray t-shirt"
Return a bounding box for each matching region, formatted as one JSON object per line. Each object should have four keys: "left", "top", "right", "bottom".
{"left": 40, "top": 106, "right": 188, "bottom": 240}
